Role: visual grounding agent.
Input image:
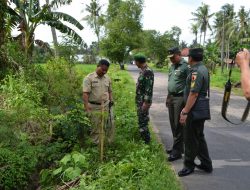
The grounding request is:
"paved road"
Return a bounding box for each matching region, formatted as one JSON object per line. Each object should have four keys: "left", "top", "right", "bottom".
{"left": 127, "top": 64, "right": 250, "bottom": 190}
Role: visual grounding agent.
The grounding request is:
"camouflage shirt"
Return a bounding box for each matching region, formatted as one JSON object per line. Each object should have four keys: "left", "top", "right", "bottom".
{"left": 136, "top": 66, "right": 154, "bottom": 105}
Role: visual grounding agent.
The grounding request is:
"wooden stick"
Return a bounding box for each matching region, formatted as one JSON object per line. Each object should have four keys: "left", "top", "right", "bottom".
{"left": 100, "top": 98, "right": 105, "bottom": 162}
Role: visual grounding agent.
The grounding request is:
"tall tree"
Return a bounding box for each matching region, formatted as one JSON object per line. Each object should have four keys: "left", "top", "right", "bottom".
{"left": 83, "top": 0, "right": 104, "bottom": 52}
{"left": 213, "top": 4, "right": 236, "bottom": 72}
{"left": 190, "top": 23, "right": 199, "bottom": 45}
{"left": 100, "top": 0, "right": 143, "bottom": 69}
{"left": 192, "top": 3, "right": 214, "bottom": 46}
{"left": 237, "top": 6, "right": 250, "bottom": 42}
{"left": 7, "top": 0, "right": 84, "bottom": 58}
{"left": 46, "top": 0, "right": 59, "bottom": 57}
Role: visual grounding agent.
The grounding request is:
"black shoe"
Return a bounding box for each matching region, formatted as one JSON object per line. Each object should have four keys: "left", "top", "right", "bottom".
{"left": 166, "top": 149, "right": 172, "bottom": 154}
{"left": 178, "top": 168, "right": 194, "bottom": 177}
{"left": 168, "top": 154, "right": 182, "bottom": 162}
{"left": 140, "top": 131, "right": 150, "bottom": 144}
{"left": 195, "top": 164, "right": 213, "bottom": 173}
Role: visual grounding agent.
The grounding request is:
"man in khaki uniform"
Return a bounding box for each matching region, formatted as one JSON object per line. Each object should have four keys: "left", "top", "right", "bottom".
{"left": 83, "top": 59, "right": 114, "bottom": 144}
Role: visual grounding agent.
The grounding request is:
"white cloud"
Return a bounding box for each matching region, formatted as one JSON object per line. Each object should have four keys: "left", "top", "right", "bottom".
{"left": 33, "top": 0, "right": 250, "bottom": 46}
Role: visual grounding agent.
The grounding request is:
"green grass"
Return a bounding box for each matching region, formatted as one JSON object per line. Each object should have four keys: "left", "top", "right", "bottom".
{"left": 210, "top": 67, "right": 243, "bottom": 95}
{"left": 72, "top": 64, "right": 181, "bottom": 190}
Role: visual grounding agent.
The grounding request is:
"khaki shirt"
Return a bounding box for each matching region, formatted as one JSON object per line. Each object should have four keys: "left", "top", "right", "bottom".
{"left": 83, "top": 72, "right": 112, "bottom": 104}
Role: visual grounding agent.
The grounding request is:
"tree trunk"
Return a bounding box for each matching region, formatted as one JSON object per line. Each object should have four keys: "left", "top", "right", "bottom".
{"left": 199, "top": 32, "right": 202, "bottom": 45}
{"left": 119, "top": 62, "right": 125, "bottom": 70}
{"left": 0, "top": 0, "right": 8, "bottom": 79}
{"left": 203, "top": 29, "right": 206, "bottom": 46}
{"left": 51, "top": 27, "right": 59, "bottom": 57}
{"left": 46, "top": 0, "right": 59, "bottom": 57}
{"left": 0, "top": 0, "right": 7, "bottom": 47}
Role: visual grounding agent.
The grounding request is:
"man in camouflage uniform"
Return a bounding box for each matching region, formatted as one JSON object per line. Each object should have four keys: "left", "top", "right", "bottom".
{"left": 178, "top": 48, "right": 213, "bottom": 177}
{"left": 134, "top": 54, "right": 154, "bottom": 144}
{"left": 166, "top": 47, "right": 189, "bottom": 162}
{"left": 83, "top": 59, "right": 115, "bottom": 144}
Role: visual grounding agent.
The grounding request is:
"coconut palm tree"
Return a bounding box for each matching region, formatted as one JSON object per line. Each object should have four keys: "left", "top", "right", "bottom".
{"left": 83, "top": 0, "right": 104, "bottom": 51}
{"left": 190, "top": 23, "right": 199, "bottom": 45}
{"left": 7, "top": 0, "right": 84, "bottom": 58}
{"left": 237, "top": 6, "right": 250, "bottom": 43}
{"left": 192, "top": 3, "right": 214, "bottom": 46}
{"left": 46, "top": 0, "right": 59, "bottom": 57}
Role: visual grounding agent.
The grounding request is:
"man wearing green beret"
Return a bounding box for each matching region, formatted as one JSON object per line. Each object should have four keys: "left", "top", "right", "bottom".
{"left": 134, "top": 54, "right": 154, "bottom": 144}
{"left": 166, "top": 47, "right": 189, "bottom": 162}
{"left": 178, "top": 48, "right": 213, "bottom": 177}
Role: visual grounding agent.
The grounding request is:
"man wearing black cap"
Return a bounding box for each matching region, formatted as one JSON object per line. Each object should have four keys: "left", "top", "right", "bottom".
{"left": 166, "top": 47, "right": 189, "bottom": 161}
{"left": 134, "top": 54, "right": 154, "bottom": 144}
{"left": 178, "top": 48, "right": 213, "bottom": 177}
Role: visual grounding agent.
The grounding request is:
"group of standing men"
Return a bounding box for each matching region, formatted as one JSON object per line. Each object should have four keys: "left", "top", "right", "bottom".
{"left": 166, "top": 47, "right": 212, "bottom": 177}
{"left": 82, "top": 47, "right": 213, "bottom": 177}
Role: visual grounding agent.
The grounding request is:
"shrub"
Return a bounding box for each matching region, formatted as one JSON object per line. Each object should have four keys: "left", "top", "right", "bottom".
{"left": 43, "top": 58, "right": 82, "bottom": 113}
{"left": 0, "top": 146, "right": 38, "bottom": 190}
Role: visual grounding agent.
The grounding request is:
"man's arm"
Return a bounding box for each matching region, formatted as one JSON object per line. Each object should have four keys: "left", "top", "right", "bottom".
{"left": 83, "top": 77, "right": 91, "bottom": 112}
{"left": 83, "top": 92, "right": 91, "bottom": 112}
{"left": 182, "top": 92, "right": 199, "bottom": 113}
{"left": 142, "top": 71, "right": 154, "bottom": 111}
{"left": 179, "top": 92, "right": 198, "bottom": 125}
{"left": 236, "top": 49, "right": 250, "bottom": 100}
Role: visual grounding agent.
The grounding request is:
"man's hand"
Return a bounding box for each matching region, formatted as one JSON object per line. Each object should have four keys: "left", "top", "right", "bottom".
{"left": 236, "top": 49, "right": 250, "bottom": 68}
{"left": 165, "top": 95, "right": 171, "bottom": 108}
{"left": 179, "top": 109, "right": 188, "bottom": 125}
{"left": 109, "top": 100, "right": 114, "bottom": 108}
{"left": 85, "top": 105, "right": 92, "bottom": 113}
{"left": 142, "top": 102, "right": 151, "bottom": 111}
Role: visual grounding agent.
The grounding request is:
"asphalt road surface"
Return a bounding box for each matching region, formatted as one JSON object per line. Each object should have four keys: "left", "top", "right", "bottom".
{"left": 128, "top": 64, "right": 250, "bottom": 190}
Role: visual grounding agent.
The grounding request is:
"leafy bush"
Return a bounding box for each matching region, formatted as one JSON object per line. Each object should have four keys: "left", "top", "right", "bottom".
{"left": 43, "top": 58, "right": 82, "bottom": 113}
{"left": 0, "top": 74, "right": 50, "bottom": 143}
{"left": 0, "top": 145, "right": 38, "bottom": 190}
{"left": 52, "top": 103, "right": 91, "bottom": 146}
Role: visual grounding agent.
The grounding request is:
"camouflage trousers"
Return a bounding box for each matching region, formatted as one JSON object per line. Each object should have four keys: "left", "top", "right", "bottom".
{"left": 136, "top": 103, "right": 150, "bottom": 143}
{"left": 88, "top": 103, "right": 115, "bottom": 144}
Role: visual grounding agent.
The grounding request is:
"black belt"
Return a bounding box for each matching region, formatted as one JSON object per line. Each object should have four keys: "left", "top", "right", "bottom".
{"left": 169, "top": 93, "right": 183, "bottom": 97}
{"left": 89, "top": 101, "right": 107, "bottom": 105}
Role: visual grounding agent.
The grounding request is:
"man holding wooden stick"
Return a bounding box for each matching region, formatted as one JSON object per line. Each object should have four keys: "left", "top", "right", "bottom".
{"left": 83, "top": 59, "right": 115, "bottom": 149}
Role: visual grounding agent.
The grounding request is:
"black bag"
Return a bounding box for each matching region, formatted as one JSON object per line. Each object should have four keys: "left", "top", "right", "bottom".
{"left": 191, "top": 97, "right": 211, "bottom": 121}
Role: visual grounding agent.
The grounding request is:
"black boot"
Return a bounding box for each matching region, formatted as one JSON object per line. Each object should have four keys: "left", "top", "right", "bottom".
{"left": 140, "top": 129, "right": 151, "bottom": 144}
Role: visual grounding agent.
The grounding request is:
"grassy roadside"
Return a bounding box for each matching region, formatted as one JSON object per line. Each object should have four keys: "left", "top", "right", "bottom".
{"left": 74, "top": 64, "right": 181, "bottom": 190}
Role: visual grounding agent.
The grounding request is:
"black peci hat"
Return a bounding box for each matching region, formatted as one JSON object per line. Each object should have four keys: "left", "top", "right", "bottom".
{"left": 188, "top": 48, "right": 204, "bottom": 59}
{"left": 167, "top": 47, "right": 181, "bottom": 58}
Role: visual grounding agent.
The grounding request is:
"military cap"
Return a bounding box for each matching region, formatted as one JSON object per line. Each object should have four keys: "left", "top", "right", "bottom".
{"left": 167, "top": 47, "right": 181, "bottom": 58}
{"left": 134, "top": 54, "right": 146, "bottom": 63}
{"left": 188, "top": 48, "right": 203, "bottom": 59}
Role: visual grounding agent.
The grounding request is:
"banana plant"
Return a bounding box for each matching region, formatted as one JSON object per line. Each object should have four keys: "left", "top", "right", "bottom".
{"left": 7, "top": 0, "right": 84, "bottom": 58}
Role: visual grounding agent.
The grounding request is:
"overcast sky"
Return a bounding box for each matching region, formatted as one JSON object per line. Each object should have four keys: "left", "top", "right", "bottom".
{"left": 33, "top": 0, "right": 250, "bottom": 46}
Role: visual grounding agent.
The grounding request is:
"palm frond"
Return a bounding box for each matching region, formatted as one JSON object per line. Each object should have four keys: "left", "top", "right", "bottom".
{"left": 45, "top": 20, "right": 83, "bottom": 44}
{"left": 49, "top": 12, "right": 83, "bottom": 30}
{"left": 50, "top": 0, "right": 72, "bottom": 8}
{"left": 6, "top": 7, "right": 22, "bottom": 29}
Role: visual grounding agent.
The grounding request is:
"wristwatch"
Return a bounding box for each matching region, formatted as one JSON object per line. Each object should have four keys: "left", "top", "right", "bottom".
{"left": 181, "top": 111, "right": 188, "bottom": 115}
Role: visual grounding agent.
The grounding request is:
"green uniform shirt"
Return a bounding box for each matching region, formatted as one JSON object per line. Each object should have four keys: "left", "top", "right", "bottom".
{"left": 168, "top": 58, "right": 189, "bottom": 95}
{"left": 136, "top": 66, "right": 154, "bottom": 104}
{"left": 184, "top": 62, "right": 209, "bottom": 100}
